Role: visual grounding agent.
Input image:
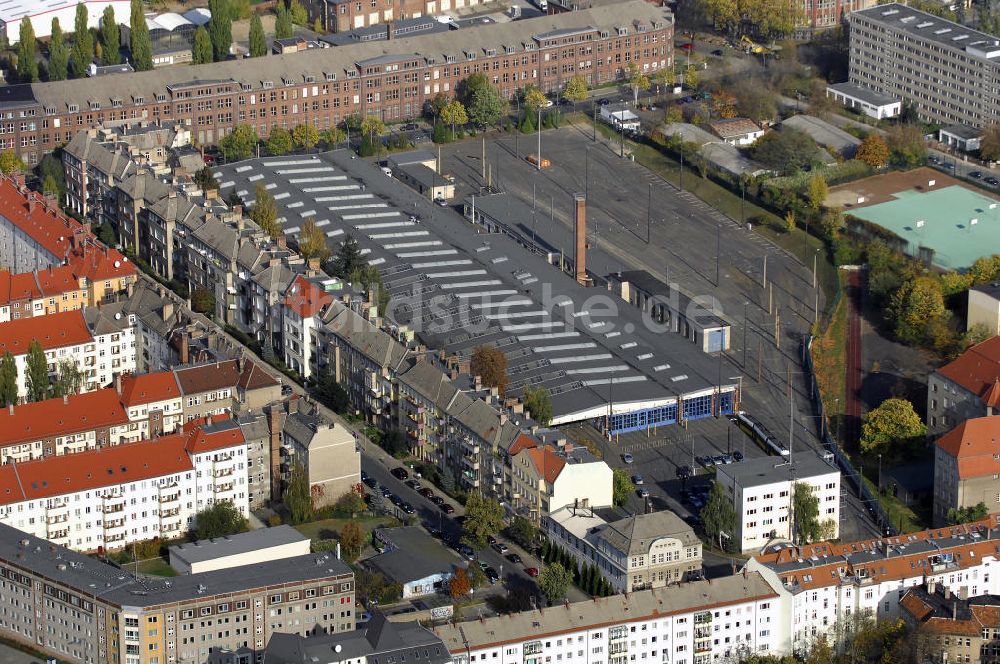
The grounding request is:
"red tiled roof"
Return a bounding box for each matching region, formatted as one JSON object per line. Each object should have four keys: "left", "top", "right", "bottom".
{"left": 119, "top": 371, "right": 181, "bottom": 406}
{"left": 0, "top": 270, "right": 42, "bottom": 305}
{"left": 0, "top": 309, "right": 92, "bottom": 355}
{"left": 935, "top": 416, "right": 1000, "bottom": 479}
{"left": 0, "top": 389, "right": 129, "bottom": 449}
{"left": 184, "top": 420, "right": 245, "bottom": 454}
{"left": 0, "top": 177, "right": 82, "bottom": 259}
{"left": 283, "top": 275, "right": 333, "bottom": 319}
{"left": 0, "top": 434, "right": 193, "bottom": 506}
{"left": 937, "top": 336, "right": 1000, "bottom": 402}
{"left": 34, "top": 264, "right": 82, "bottom": 297}
{"left": 66, "top": 243, "right": 136, "bottom": 283}
{"left": 524, "top": 446, "right": 566, "bottom": 484}
{"left": 509, "top": 433, "right": 537, "bottom": 456}
{"left": 708, "top": 117, "right": 762, "bottom": 139}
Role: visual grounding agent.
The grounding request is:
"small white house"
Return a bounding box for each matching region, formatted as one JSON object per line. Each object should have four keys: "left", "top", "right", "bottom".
{"left": 825, "top": 82, "right": 902, "bottom": 120}
{"left": 600, "top": 105, "right": 640, "bottom": 132}
{"left": 939, "top": 124, "right": 983, "bottom": 153}
{"left": 708, "top": 118, "right": 765, "bottom": 146}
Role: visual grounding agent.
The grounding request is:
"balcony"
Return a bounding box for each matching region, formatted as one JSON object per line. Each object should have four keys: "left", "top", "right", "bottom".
{"left": 159, "top": 492, "right": 181, "bottom": 504}
{"left": 214, "top": 467, "right": 234, "bottom": 478}
{"left": 104, "top": 518, "right": 126, "bottom": 529}
{"left": 216, "top": 482, "right": 235, "bottom": 493}
{"left": 48, "top": 528, "right": 70, "bottom": 542}
{"left": 47, "top": 514, "right": 69, "bottom": 525}
{"left": 160, "top": 507, "right": 181, "bottom": 518}
{"left": 462, "top": 457, "right": 480, "bottom": 471}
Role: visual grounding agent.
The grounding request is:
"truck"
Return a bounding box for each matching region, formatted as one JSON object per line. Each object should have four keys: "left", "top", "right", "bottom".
{"left": 526, "top": 154, "right": 551, "bottom": 169}
{"left": 536, "top": 0, "right": 548, "bottom": 11}
{"left": 509, "top": 5, "right": 521, "bottom": 18}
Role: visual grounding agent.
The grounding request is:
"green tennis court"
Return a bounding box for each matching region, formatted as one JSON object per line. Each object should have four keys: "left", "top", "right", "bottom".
{"left": 848, "top": 185, "right": 1000, "bottom": 270}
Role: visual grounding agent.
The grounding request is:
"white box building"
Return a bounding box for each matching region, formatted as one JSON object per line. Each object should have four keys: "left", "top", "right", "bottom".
{"left": 715, "top": 451, "right": 841, "bottom": 552}
{"left": 0, "top": 0, "right": 130, "bottom": 44}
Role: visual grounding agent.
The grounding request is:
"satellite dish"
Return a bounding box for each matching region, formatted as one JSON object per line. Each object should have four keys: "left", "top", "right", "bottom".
{"left": 335, "top": 645, "right": 343, "bottom": 653}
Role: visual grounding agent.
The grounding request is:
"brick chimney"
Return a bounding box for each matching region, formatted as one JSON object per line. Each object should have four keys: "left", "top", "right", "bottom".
{"left": 573, "top": 193, "right": 587, "bottom": 285}
{"left": 178, "top": 334, "right": 190, "bottom": 365}
{"left": 386, "top": 21, "right": 394, "bottom": 39}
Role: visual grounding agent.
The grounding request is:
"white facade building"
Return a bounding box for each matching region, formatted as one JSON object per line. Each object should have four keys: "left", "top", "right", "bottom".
{"left": 436, "top": 573, "right": 784, "bottom": 664}
{"left": 0, "top": 0, "right": 130, "bottom": 44}
{"left": 282, "top": 275, "right": 334, "bottom": 379}
{"left": 746, "top": 514, "right": 1000, "bottom": 656}
{"left": 0, "top": 421, "right": 248, "bottom": 552}
{"left": 715, "top": 452, "right": 841, "bottom": 552}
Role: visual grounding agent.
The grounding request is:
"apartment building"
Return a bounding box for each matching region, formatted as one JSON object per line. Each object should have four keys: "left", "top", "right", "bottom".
{"left": 545, "top": 507, "right": 702, "bottom": 592}
{"left": 509, "top": 440, "right": 613, "bottom": 522}
{"left": 900, "top": 580, "right": 1000, "bottom": 664}
{"left": 3, "top": 2, "right": 671, "bottom": 165}
{"left": 0, "top": 421, "right": 248, "bottom": 551}
{"left": 0, "top": 308, "right": 136, "bottom": 399}
{"left": 0, "top": 522, "right": 355, "bottom": 664}
{"left": 119, "top": 370, "right": 185, "bottom": 436}
{"left": 283, "top": 274, "right": 335, "bottom": 379}
{"left": 435, "top": 573, "right": 783, "bottom": 664}
{"left": 279, "top": 397, "right": 361, "bottom": 506}
{"left": 715, "top": 452, "right": 841, "bottom": 552}
{"left": 802, "top": 0, "right": 874, "bottom": 32}
{"left": 927, "top": 336, "right": 1000, "bottom": 438}
{"left": 933, "top": 416, "right": 1000, "bottom": 525}
{"left": 316, "top": 0, "right": 495, "bottom": 33}
{"left": 847, "top": 4, "right": 1000, "bottom": 127}
{"left": 174, "top": 357, "right": 282, "bottom": 421}
{"left": 0, "top": 266, "right": 92, "bottom": 321}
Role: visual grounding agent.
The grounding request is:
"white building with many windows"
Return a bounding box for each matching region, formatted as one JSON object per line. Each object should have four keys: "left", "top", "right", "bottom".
{"left": 746, "top": 513, "right": 1000, "bottom": 656}
{"left": 715, "top": 452, "right": 841, "bottom": 552}
{"left": 435, "top": 572, "right": 783, "bottom": 664}
{"left": 0, "top": 420, "right": 247, "bottom": 551}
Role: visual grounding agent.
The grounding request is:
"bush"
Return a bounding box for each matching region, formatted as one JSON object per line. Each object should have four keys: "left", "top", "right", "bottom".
{"left": 268, "top": 514, "right": 283, "bottom": 527}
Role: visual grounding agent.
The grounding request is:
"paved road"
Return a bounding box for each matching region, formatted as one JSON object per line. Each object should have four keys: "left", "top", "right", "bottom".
{"left": 0, "top": 642, "right": 47, "bottom": 664}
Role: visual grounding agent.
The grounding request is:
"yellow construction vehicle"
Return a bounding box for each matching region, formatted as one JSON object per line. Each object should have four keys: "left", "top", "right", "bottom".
{"left": 739, "top": 35, "right": 768, "bottom": 55}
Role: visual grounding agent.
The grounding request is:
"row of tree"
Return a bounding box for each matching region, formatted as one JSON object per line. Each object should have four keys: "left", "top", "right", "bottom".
{"left": 540, "top": 539, "right": 615, "bottom": 599}
{"left": 0, "top": 341, "right": 83, "bottom": 406}
{"left": 15, "top": 0, "right": 152, "bottom": 83}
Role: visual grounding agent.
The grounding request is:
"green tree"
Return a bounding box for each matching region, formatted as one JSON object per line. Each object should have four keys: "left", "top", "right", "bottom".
{"left": 48, "top": 18, "right": 69, "bottom": 81}
{"left": 219, "top": 123, "right": 259, "bottom": 161}
{"left": 250, "top": 182, "right": 281, "bottom": 239}
{"left": 293, "top": 123, "right": 320, "bottom": 150}
{"left": 947, "top": 502, "right": 989, "bottom": 525}
{"left": 467, "top": 82, "right": 508, "bottom": 129}
{"left": 860, "top": 397, "right": 927, "bottom": 454}
{"left": 856, "top": 133, "right": 890, "bottom": 169}
{"left": 470, "top": 345, "right": 508, "bottom": 396}
{"left": 283, "top": 460, "right": 314, "bottom": 524}
{"left": 805, "top": 173, "right": 828, "bottom": 211}
{"left": 612, "top": 469, "right": 634, "bottom": 507}
{"left": 0, "top": 353, "right": 17, "bottom": 407}
{"left": 128, "top": 0, "right": 152, "bottom": 70}
{"left": 538, "top": 562, "right": 573, "bottom": 603}
{"left": 192, "top": 27, "right": 213, "bottom": 65}
{"left": 191, "top": 287, "right": 216, "bottom": 315}
{"left": 315, "top": 371, "right": 350, "bottom": 412}
{"left": 100, "top": 6, "right": 120, "bottom": 64}
{"left": 335, "top": 490, "right": 366, "bottom": 517}
{"left": 274, "top": 1, "right": 294, "bottom": 39}
{"left": 700, "top": 0, "right": 739, "bottom": 34}
{"left": 338, "top": 520, "right": 364, "bottom": 562}
{"left": 72, "top": 2, "right": 93, "bottom": 77}
{"left": 17, "top": 18, "right": 38, "bottom": 83}
{"left": 792, "top": 482, "right": 821, "bottom": 544}
{"left": 439, "top": 100, "right": 468, "bottom": 137}
{"left": 889, "top": 275, "right": 945, "bottom": 344}
{"left": 683, "top": 63, "right": 698, "bottom": 89}
{"left": 522, "top": 85, "right": 548, "bottom": 113}
{"left": 0, "top": 150, "right": 25, "bottom": 175}
{"left": 230, "top": 0, "right": 252, "bottom": 19}
{"left": 625, "top": 61, "right": 650, "bottom": 106}
{"left": 289, "top": 0, "right": 308, "bottom": 24}
{"left": 207, "top": 0, "right": 232, "bottom": 61}
{"left": 320, "top": 126, "right": 346, "bottom": 149}
{"left": 52, "top": 360, "right": 84, "bottom": 398}
{"left": 886, "top": 124, "right": 927, "bottom": 168}
{"left": 25, "top": 339, "right": 49, "bottom": 402}
{"left": 297, "top": 217, "right": 331, "bottom": 262}
{"left": 461, "top": 493, "right": 505, "bottom": 550}
{"left": 522, "top": 385, "right": 552, "bottom": 425}
{"left": 700, "top": 481, "right": 736, "bottom": 552}
{"left": 327, "top": 234, "right": 365, "bottom": 278}
{"left": 750, "top": 128, "right": 819, "bottom": 175}
{"left": 192, "top": 501, "right": 248, "bottom": 540}
{"left": 194, "top": 165, "right": 219, "bottom": 195}
{"left": 248, "top": 14, "right": 267, "bottom": 57}
{"left": 507, "top": 515, "right": 538, "bottom": 550}
{"left": 266, "top": 127, "right": 294, "bottom": 155}
{"left": 563, "top": 74, "right": 588, "bottom": 103}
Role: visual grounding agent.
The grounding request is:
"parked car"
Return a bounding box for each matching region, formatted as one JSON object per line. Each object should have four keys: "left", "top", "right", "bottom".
{"left": 434, "top": 196, "right": 448, "bottom": 206}
{"left": 632, "top": 475, "right": 644, "bottom": 485}
{"left": 637, "top": 487, "right": 650, "bottom": 498}
{"left": 405, "top": 479, "right": 421, "bottom": 490}
{"left": 732, "top": 451, "right": 744, "bottom": 462}
{"left": 970, "top": 170, "right": 984, "bottom": 179}
{"left": 622, "top": 453, "right": 634, "bottom": 464}
{"left": 391, "top": 467, "right": 409, "bottom": 481}
{"left": 401, "top": 122, "right": 418, "bottom": 131}
{"left": 598, "top": 98, "right": 611, "bottom": 105}
{"left": 431, "top": 495, "right": 446, "bottom": 506}
{"left": 492, "top": 542, "right": 509, "bottom": 554}
{"left": 676, "top": 465, "right": 692, "bottom": 479}
{"left": 390, "top": 494, "right": 403, "bottom": 507}
{"left": 487, "top": 535, "right": 497, "bottom": 546}
{"left": 525, "top": 567, "right": 540, "bottom": 577}
{"left": 380, "top": 486, "right": 392, "bottom": 497}
{"left": 485, "top": 566, "right": 500, "bottom": 584}
{"left": 419, "top": 487, "right": 434, "bottom": 498}
{"left": 363, "top": 476, "right": 377, "bottom": 490}
{"left": 987, "top": 176, "right": 1000, "bottom": 186}
{"left": 440, "top": 503, "right": 455, "bottom": 514}
{"left": 458, "top": 544, "right": 475, "bottom": 559}
{"left": 711, "top": 48, "right": 723, "bottom": 56}
{"left": 281, "top": 385, "right": 293, "bottom": 396}
{"left": 506, "top": 553, "right": 522, "bottom": 564}
{"left": 400, "top": 502, "right": 415, "bottom": 514}
{"left": 478, "top": 560, "right": 490, "bottom": 570}
{"left": 425, "top": 526, "right": 442, "bottom": 538}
